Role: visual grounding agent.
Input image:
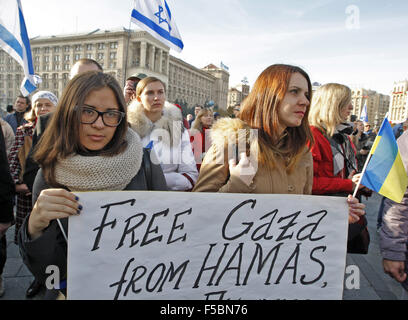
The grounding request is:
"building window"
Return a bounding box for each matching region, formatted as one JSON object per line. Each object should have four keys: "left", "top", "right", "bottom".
{"left": 86, "top": 53, "right": 93, "bottom": 59}
{"left": 44, "top": 56, "right": 49, "bottom": 63}
{"left": 64, "top": 64, "right": 70, "bottom": 71}
{"left": 97, "top": 53, "right": 104, "bottom": 60}
{"left": 74, "top": 54, "right": 81, "bottom": 61}
{"left": 64, "top": 55, "right": 70, "bottom": 61}
{"left": 54, "top": 47, "right": 60, "bottom": 53}
{"left": 109, "top": 52, "right": 116, "bottom": 59}
{"left": 44, "top": 47, "right": 50, "bottom": 53}
{"left": 86, "top": 44, "right": 93, "bottom": 50}
{"left": 54, "top": 55, "right": 60, "bottom": 62}
{"left": 110, "top": 42, "right": 118, "bottom": 49}
{"left": 97, "top": 43, "right": 105, "bottom": 50}
{"left": 74, "top": 44, "right": 82, "bottom": 51}
{"left": 64, "top": 46, "right": 70, "bottom": 52}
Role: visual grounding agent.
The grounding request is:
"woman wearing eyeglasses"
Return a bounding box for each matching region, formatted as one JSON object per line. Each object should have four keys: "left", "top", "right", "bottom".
{"left": 18, "top": 71, "right": 167, "bottom": 299}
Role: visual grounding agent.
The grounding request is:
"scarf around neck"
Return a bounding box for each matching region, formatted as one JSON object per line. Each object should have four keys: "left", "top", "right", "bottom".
{"left": 328, "top": 123, "right": 357, "bottom": 177}
{"left": 54, "top": 129, "right": 143, "bottom": 191}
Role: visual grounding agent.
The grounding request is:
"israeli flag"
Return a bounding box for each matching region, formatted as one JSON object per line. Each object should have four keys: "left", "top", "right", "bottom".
{"left": 220, "top": 61, "right": 229, "bottom": 71}
{"left": 131, "top": 0, "right": 184, "bottom": 52}
{"left": 360, "top": 103, "right": 368, "bottom": 122}
{"left": 0, "top": 0, "right": 41, "bottom": 96}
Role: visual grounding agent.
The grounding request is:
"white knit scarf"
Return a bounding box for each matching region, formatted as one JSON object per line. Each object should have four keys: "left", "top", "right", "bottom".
{"left": 54, "top": 129, "right": 143, "bottom": 191}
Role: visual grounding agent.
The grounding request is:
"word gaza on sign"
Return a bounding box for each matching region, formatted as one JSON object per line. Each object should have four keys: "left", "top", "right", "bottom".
{"left": 67, "top": 191, "right": 348, "bottom": 300}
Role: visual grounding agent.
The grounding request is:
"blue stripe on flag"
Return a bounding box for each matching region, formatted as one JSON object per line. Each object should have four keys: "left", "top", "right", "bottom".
{"left": 164, "top": 0, "right": 172, "bottom": 20}
{"left": 0, "top": 24, "right": 23, "bottom": 57}
{"left": 23, "top": 78, "right": 36, "bottom": 93}
{"left": 18, "top": 5, "right": 34, "bottom": 74}
{"left": 131, "top": 9, "right": 183, "bottom": 50}
{"left": 360, "top": 119, "right": 399, "bottom": 192}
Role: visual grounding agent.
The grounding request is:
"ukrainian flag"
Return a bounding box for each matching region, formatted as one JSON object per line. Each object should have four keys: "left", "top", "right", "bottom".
{"left": 361, "top": 118, "right": 408, "bottom": 203}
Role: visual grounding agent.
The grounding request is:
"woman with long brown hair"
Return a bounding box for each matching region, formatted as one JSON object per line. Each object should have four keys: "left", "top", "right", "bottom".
{"left": 18, "top": 71, "right": 167, "bottom": 299}
{"left": 193, "top": 64, "right": 365, "bottom": 223}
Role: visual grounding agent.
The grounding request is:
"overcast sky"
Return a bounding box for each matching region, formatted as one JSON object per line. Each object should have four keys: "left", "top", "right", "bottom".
{"left": 20, "top": 0, "right": 408, "bottom": 95}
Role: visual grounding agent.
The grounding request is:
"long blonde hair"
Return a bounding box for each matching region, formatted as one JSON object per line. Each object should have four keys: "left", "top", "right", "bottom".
{"left": 192, "top": 108, "right": 213, "bottom": 133}
{"left": 309, "top": 83, "right": 351, "bottom": 137}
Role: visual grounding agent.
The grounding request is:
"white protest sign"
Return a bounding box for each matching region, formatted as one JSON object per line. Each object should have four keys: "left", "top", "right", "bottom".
{"left": 67, "top": 192, "right": 348, "bottom": 300}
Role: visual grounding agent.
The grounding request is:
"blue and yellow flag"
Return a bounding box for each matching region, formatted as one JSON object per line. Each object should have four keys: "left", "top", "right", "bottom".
{"left": 361, "top": 118, "right": 408, "bottom": 203}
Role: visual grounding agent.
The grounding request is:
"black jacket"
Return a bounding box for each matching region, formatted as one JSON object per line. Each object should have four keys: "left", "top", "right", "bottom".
{"left": 18, "top": 154, "right": 167, "bottom": 288}
{"left": 0, "top": 121, "right": 15, "bottom": 223}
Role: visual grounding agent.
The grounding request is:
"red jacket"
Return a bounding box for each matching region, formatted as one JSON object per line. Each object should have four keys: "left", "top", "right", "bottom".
{"left": 310, "top": 126, "right": 355, "bottom": 195}
{"left": 189, "top": 127, "right": 210, "bottom": 171}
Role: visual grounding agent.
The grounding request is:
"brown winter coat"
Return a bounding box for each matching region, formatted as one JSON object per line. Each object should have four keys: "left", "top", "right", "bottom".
{"left": 192, "top": 118, "right": 313, "bottom": 194}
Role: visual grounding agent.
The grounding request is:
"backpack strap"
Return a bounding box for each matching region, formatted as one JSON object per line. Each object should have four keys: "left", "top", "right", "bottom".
{"left": 142, "top": 147, "right": 153, "bottom": 190}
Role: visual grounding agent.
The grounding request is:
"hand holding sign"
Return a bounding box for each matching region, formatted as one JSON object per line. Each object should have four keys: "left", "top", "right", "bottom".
{"left": 229, "top": 152, "right": 257, "bottom": 186}
{"left": 28, "top": 188, "right": 82, "bottom": 240}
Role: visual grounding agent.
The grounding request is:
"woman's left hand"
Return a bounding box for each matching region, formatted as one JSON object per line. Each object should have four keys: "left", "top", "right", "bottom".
{"left": 347, "top": 194, "right": 366, "bottom": 224}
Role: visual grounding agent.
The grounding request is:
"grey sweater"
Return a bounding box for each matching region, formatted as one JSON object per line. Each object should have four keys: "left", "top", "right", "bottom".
{"left": 379, "top": 130, "right": 408, "bottom": 261}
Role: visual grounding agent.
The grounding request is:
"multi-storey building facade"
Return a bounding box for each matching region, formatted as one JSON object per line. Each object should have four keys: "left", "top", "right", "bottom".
{"left": 168, "top": 56, "right": 217, "bottom": 109}
{"left": 351, "top": 88, "right": 390, "bottom": 127}
{"left": 389, "top": 80, "right": 408, "bottom": 122}
{"left": 227, "top": 83, "right": 250, "bottom": 108}
{"left": 0, "top": 28, "right": 229, "bottom": 110}
{"left": 201, "top": 64, "right": 230, "bottom": 110}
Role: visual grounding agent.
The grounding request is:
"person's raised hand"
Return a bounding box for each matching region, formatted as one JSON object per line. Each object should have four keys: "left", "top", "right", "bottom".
{"left": 229, "top": 152, "right": 257, "bottom": 187}
{"left": 28, "top": 188, "right": 82, "bottom": 239}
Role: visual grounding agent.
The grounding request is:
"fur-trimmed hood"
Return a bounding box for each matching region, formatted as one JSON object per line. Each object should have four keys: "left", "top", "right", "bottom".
{"left": 127, "top": 100, "right": 184, "bottom": 147}
{"left": 209, "top": 117, "right": 259, "bottom": 159}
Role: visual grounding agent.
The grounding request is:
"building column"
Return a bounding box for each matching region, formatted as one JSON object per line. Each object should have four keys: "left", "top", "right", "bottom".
{"left": 140, "top": 41, "right": 147, "bottom": 68}
{"left": 158, "top": 49, "right": 163, "bottom": 74}
{"left": 165, "top": 52, "right": 170, "bottom": 76}
{"left": 150, "top": 46, "right": 155, "bottom": 71}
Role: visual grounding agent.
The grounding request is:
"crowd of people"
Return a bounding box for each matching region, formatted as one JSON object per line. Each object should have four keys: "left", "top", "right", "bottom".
{"left": 0, "top": 59, "right": 407, "bottom": 300}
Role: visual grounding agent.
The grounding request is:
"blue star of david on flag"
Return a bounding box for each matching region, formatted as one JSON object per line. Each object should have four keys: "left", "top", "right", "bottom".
{"left": 131, "top": 0, "right": 184, "bottom": 52}
{"left": 154, "top": 5, "right": 171, "bottom": 33}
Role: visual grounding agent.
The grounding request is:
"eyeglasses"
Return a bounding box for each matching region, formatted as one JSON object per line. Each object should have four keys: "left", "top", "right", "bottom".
{"left": 76, "top": 105, "right": 125, "bottom": 127}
